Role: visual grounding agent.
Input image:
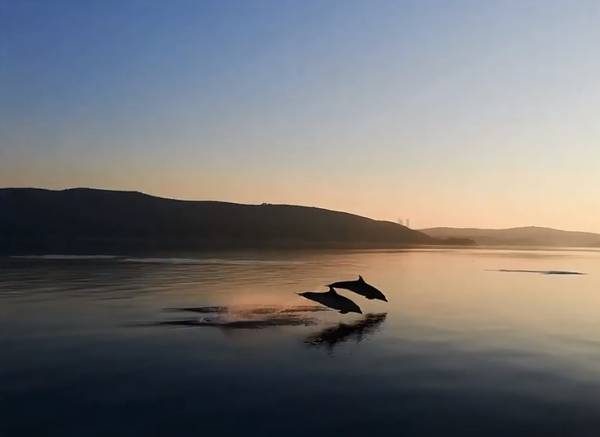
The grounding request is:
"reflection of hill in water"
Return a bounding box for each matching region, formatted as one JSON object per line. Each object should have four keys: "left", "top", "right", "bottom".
{"left": 305, "top": 313, "right": 387, "bottom": 349}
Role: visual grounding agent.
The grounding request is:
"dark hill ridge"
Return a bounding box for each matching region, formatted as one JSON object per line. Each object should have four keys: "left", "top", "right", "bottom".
{"left": 0, "top": 188, "right": 461, "bottom": 253}
{"left": 421, "top": 226, "right": 600, "bottom": 247}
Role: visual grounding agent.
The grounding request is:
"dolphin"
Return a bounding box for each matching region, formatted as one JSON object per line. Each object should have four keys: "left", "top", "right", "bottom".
{"left": 329, "top": 276, "right": 388, "bottom": 302}
{"left": 297, "top": 287, "right": 362, "bottom": 314}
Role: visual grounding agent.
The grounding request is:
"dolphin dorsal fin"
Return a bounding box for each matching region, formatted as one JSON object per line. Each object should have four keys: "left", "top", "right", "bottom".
{"left": 358, "top": 275, "right": 364, "bottom": 282}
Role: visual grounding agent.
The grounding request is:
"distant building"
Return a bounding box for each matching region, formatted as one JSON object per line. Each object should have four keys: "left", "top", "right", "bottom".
{"left": 397, "top": 218, "right": 411, "bottom": 228}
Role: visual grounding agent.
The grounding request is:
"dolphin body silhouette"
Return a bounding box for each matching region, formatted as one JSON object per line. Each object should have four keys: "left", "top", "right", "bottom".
{"left": 298, "top": 287, "right": 362, "bottom": 314}
{"left": 329, "top": 276, "right": 388, "bottom": 302}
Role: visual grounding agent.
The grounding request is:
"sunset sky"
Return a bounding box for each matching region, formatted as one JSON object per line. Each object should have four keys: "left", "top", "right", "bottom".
{"left": 2, "top": 0, "right": 599, "bottom": 231}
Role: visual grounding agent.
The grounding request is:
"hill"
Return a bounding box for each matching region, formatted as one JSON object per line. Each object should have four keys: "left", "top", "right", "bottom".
{"left": 0, "top": 188, "right": 461, "bottom": 254}
{"left": 420, "top": 226, "right": 600, "bottom": 247}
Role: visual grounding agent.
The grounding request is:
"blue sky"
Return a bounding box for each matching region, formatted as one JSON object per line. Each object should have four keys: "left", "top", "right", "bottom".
{"left": 2, "top": 0, "right": 599, "bottom": 230}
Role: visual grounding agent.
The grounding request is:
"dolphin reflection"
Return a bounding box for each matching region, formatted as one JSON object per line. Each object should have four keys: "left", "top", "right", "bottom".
{"left": 305, "top": 313, "right": 387, "bottom": 349}
{"left": 298, "top": 286, "right": 362, "bottom": 314}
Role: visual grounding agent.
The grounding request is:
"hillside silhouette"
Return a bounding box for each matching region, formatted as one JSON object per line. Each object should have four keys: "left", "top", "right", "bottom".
{"left": 421, "top": 226, "right": 600, "bottom": 247}
{"left": 0, "top": 188, "right": 466, "bottom": 253}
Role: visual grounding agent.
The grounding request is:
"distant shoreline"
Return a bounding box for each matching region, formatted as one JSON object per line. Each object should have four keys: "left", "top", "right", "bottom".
{"left": 421, "top": 226, "right": 600, "bottom": 248}
{"left": 6, "top": 244, "right": 600, "bottom": 260}
{"left": 0, "top": 238, "right": 474, "bottom": 256}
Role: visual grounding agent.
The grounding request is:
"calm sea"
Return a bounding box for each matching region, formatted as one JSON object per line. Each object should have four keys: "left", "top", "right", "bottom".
{"left": 2, "top": 248, "right": 600, "bottom": 436}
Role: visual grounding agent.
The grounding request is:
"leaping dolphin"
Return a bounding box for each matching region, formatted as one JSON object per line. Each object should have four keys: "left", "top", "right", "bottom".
{"left": 298, "top": 287, "right": 362, "bottom": 314}
{"left": 329, "top": 276, "right": 388, "bottom": 302}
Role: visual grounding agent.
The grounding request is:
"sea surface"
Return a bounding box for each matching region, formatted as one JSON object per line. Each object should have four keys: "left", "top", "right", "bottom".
{"left": 3, "top": 248, "right": 600, "bottom": 436}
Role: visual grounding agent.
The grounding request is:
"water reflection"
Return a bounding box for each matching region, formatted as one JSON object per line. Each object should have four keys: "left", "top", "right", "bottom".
{"left": 152, "top": 305, "right": 388, "bottom": 347}
{"left": 169, "top": 304, "right": 331, "bottom": 315}
{"left": 151, "top": 304, "right": 330, "bottom": 330}
{"left": 4, "top": 249, "right": 600, "bottom": 436}
{"left": 305, "top": 313, "right": 387, "bottom": 349}
{"left": 153, "top": 315, "right": 317, "bottom": 329}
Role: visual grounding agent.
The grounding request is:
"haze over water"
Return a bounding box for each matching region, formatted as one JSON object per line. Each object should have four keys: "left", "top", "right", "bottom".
{"left": 3, "top": 247, "right": 600, "bottom": 436}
